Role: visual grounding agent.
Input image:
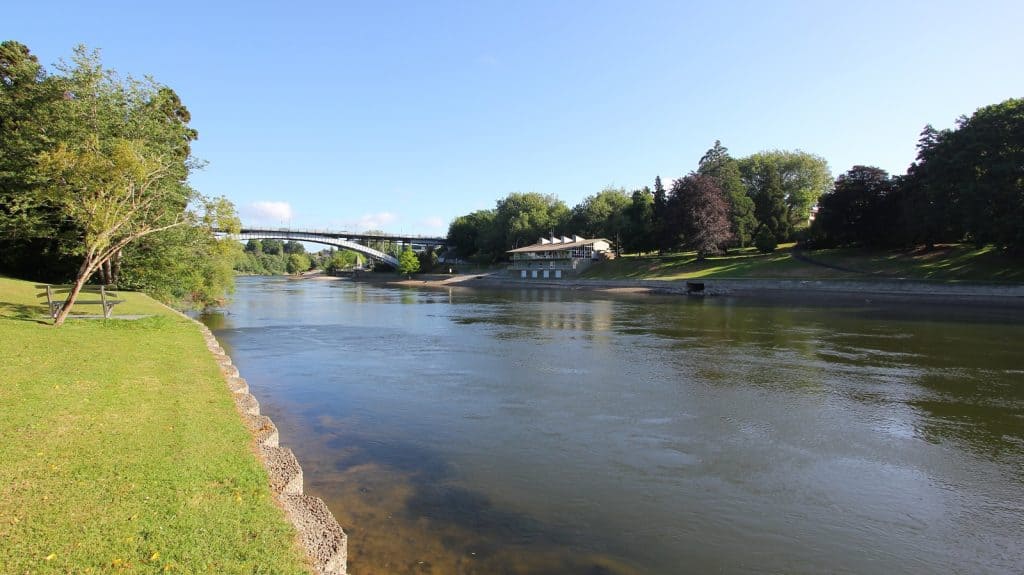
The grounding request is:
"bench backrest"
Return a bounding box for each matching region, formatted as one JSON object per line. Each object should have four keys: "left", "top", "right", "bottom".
{"left": 35, "top": 284, "right": 119, "bottom": 299}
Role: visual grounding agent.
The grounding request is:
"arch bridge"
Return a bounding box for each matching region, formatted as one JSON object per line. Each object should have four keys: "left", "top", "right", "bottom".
{"left": 221, "top": 227, "right": 447, "bottom": 268}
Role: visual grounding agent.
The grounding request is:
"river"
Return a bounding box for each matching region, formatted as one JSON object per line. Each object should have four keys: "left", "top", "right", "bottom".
{"left": 202, "top": 276, "right": 1024, "bottom": 574}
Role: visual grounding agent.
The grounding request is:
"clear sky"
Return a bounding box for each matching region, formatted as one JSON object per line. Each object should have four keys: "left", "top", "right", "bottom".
{"left": 7, "top": 1, "right": 1023, "bottom": 235}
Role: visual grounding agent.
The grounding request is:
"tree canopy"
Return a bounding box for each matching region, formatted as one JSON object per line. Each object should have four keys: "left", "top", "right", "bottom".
{"left": 738, "top": 150, "right": 832, "bottom": 229}
{"left": 568, "top": 187, "right": 631, "bottom": 248}
{"left": 699, "top": 141, "right": 757, "bottom": 247}
{"left": 397, "top": 246, "right": 420, "bottom": 276}
{"left": 810, "top": 166, "right": 898, "bottom": 248}
{"left": 903, "top": 98, "right": 1024, "bottom": 252}
{"left": 672, "top": 173, "right": 733, "bottom": 258}
{"left": 0, "top": 42, "right": 239, "bottom": 323}
{"left": 442, "top": 100, "right": 1021, "bottom": 262}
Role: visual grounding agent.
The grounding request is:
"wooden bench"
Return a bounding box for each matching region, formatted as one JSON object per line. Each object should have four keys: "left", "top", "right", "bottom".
{"left": 36, "top": 284, "right": 124, "bottom": 319}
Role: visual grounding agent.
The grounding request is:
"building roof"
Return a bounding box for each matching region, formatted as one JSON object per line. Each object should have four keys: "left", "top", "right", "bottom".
{"left": 507, "top": 235, "right": 610, "bottom": 254}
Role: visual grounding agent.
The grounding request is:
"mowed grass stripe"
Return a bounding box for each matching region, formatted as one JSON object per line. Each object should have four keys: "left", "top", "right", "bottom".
{"left": 580, "top": 244, "right": 1024, "bottom": 282}
{"left": 0, "top": 276, "right": 310, "bottom": 574}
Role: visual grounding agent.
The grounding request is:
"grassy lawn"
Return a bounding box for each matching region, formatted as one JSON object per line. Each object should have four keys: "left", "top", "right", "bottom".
{"left": 580, "top": 244, "right": 1024, "bottom": 282}
{"left": 580, "top": 244, "right": 837, "bottom": 280}
{"left": 801, "top": 244, "right": 1024, "bottom": 282}
{"left": 0, "top": 276, "right": 310, "bottom": 574}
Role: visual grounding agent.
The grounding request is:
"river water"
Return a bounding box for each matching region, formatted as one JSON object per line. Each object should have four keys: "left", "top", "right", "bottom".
{"left": 203, "top": 276, "right": 1024, "bottom": 574}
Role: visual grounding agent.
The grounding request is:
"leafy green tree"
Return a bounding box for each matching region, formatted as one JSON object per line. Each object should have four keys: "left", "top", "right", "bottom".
{"left": 283, "top": 240, "right": 305, "bottom": 254}
{"left": 652, "top": 175, "right": 672, "bottom": 252}
{"left": 119, "top": 197, "right": 241, "bottom": 307}
{"left": 0, "top": 43, "right": 243, "bottom": 317}
{"left": 0, "top": 41, "right": 80, "bottom": 281}
{"left": 417, "top": 247, "right": 438, "bottom": 272}
{"left": 750, "top": 167, "right": 791, "bottom": 244}
{"left": 244, "top": 239, "right": 262, "bottom": 253}
{"left": 286, "top": 252, "right": 310, "bottom": 274}
{"left": 261, "top": 239, "right": 284, "bottom": 255}
{"left": 623, "top": 187, "right": 655, "bottom": 254}
{"left": 754, "top": 227, "right": 778, "bottom": 253}
{"left": 233, "top": 250, "right": 266, "bottom": 275}
{"left": 34, "top": 47, "right": 203, "bottom": 325}
{"left": 491, "top": 192, "right": 570, "bottom": 255}
{"left": 397, "top": 246, "right": 420, "bottom": 277}
{"left": 811, "top": 166, "right": 899, "bottom": 248}
{"left": 739, "top": 150, "right": 832, "bottom": 230}
{"left": 699, "top": 141, "right": 757, "bottom": 248}
{"left": 258, "top": 252, "right": 287, "bottom": 275}
{"left": 903, "top": 98, "right": 1024, "bottom": 253}
{"left": 325, "top": 250, "right": 359, "bottom": 273}
{"left": 569, "top": 187, "right": 632, "bottom": 248}
{"left": 447, "top": 209, "right": 496, "bottom": 260}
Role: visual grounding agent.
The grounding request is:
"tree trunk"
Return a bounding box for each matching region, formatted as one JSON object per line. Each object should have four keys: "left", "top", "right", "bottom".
{"left": 52, "top": 259, "right": 94, "bottom": 327}
{"left": 111, "top": 249, "right": 122, "bottom": 285}
{"left": 100, "top": 259, "right": 112, "bottom": 285}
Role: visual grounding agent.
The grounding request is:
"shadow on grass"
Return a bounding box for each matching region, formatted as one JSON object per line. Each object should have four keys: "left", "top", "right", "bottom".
{"left": 0, "top": 301, "right": 51, "bottom": 324}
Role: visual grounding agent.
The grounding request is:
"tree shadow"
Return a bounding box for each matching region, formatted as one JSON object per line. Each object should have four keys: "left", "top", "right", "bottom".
{"left": 0, "top": 302, "right": 51, "bottom": 324}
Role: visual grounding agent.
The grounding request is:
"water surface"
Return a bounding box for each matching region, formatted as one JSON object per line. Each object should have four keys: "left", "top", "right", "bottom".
{"left": 204, "top": 276, "right": 1024, "bottom": 574}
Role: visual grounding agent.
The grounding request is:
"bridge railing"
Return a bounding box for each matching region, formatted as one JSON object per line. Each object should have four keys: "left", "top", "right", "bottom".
{"left": 234, "top": 227, "right": 447, "bottom": 243}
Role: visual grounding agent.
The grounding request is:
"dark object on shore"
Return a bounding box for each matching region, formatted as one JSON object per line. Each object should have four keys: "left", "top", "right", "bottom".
{"left": 686, "top": 281, "right": 705, "bottom": 293}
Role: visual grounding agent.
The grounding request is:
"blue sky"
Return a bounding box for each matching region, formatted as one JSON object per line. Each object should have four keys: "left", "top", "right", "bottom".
{"left": 7, "top": 1, "right": 1023, "bottom": 235}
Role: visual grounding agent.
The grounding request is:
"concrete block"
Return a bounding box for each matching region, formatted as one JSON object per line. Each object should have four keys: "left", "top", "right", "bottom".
{"left": 282, "top": 494, "right": 347, "bottom": 575}
{"left": 260, "top": 445, "right": 303, "bottom": 496}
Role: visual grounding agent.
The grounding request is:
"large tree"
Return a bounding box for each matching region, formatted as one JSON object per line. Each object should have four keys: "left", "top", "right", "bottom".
{"left": 119, "top": 197, "right": 241, "bottom": 306}
{"left": 0, "top": 41, "right": 80, "bottom": 280}
{"left": 491, "top": 192, "right": 570, "bottom": 253}
{"left": 569, "top": 187, "right": 632, "bottom": 248}
{"left": 750, "top": 167, "right": 790, "bottom": 247}
{"left": 397, "top": 246, "right": 420, "bottom": 276}
{"left": 446, "top": 209, "right": 496, "bottom": 260}
{"left": 738, "top": 150, "right": 832, "bottom": 230}
{"left": 30, "top": 47, "right": 206, "bottom": 325}
{"left": 811, "top": 166, "right": 899, "bottom": 248}
{"left": 286, "top": 252, "right": 311, "bottom": 274}
{"left": 652, "top": 175, "right": 673, "bottom": 252}
{"left": 903, "top": 98, "right": 1024, "bottom": 253}
{"left": 671, "top": 174, "right": 733, "bottom": 259}
{"left": 699, "top": 141, "right": 757, "bottom": 248}
{"left": 623, "top": 186, "right": 656, "bottom": 254}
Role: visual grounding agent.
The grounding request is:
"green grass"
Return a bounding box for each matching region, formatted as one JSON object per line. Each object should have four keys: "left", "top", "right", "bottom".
{"left": 580, "top": 244, "right": 1024, "bottom": 283}
{"left": 0, "top": 276, "right": 311, "bottom": 574}
{"left": 798, "top": 245, "right": 1024, "bottom": 282}
{"left": 580, "top": 243, "right": 829, "bottom": 280}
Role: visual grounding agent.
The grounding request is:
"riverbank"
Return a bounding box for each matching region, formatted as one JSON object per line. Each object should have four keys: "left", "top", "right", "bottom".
{"left": 467, "top": 275, "right": 1024, "bottom": 305}
{"left": 0, "top": 276, "right": 336, "bottom": 574}
{"left": 346, "top": 272, "right": 1024, "bottom": 306}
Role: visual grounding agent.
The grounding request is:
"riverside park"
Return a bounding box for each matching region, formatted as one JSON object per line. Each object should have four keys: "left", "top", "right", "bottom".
{"left": 4, "top": 3, "right": 1024, "bottom": 574}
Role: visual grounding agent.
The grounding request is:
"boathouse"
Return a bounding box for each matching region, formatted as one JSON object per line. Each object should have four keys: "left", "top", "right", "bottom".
{"left": 507, "top": 235, "right": 612, "bottom": 279}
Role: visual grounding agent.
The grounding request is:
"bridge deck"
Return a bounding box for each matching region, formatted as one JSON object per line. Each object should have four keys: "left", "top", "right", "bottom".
{"left": 220, "top": 227, "right": 447, "bottom": 268}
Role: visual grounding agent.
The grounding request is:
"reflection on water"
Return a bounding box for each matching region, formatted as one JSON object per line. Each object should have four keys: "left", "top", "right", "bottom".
{"left": 205, "top": 277, "right": 1024, "bottom": 574}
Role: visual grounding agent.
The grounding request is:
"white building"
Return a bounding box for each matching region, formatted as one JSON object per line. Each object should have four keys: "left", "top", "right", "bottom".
{"left": 507, "top": 235, "right": 612, "bottom": 279}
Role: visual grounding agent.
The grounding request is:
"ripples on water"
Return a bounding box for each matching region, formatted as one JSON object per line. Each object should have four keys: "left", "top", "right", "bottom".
{"left": 205, "top": 278, "right": 1024, "bottom": 574}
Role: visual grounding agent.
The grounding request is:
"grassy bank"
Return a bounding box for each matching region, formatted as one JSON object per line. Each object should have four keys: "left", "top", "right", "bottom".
{"left": 0, "top": 276, "right": 310, "bottom": 574}
{"left": 580, "top": 244, "right": 1024, "bottom": 282}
